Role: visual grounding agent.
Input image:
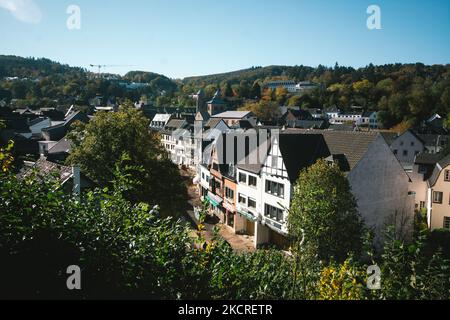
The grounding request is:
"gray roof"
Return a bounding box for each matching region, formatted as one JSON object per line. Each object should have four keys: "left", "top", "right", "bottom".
{"left": 284, "top": 129, "right": 379, "bottom": 171}
{"left": 18, "top": 158, "right": 73, "bottom": 183}
{"left": 212, "top": 111, "right": 252, "bottom": 119}
{"left": 160, "top": 119, "right": 187, "bottom": 134}
{"left": 48, "top": 137, "right": 71, "bottom": 154}
{"left": 428, "top": 154, "right": 450, "bottom": 187}
{"left": 417, "top": 133, "right": 447, "bottom": 147}
{"left": 414, "top": 152, "right": 443, "bottom": 165}
{"left": 207, "top": 90, "right": 226, "bottom": 105}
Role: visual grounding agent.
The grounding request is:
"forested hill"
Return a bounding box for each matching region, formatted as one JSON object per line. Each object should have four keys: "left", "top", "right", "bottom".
{"left": 182, "top": 66, "right": 299, "bottom": 85}
{"left": 0, "top": 55, "right": 85, "bottom": 78}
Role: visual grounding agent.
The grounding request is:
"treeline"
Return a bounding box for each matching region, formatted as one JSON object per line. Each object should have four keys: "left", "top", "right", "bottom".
{"left": 0, "top": 56, "right": 179, "bottom": 109}
{"left": 1, "top": 56, "right": 450, "bottom": 128}
{"left": 181, "top": 63, "right": 450, "bottom": 128}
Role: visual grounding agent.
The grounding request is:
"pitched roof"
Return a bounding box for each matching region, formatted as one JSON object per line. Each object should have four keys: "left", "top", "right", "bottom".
{"left": 277, "top": 133, "right": 331, "bottom": 182}
{"left": 18, "top": 158, "right": 73, "bottom": 183}
{"left": 414, "top": 152, "right": 442, "bottom": 165}
{"left": 284, "top": 129, "right": 379, "bottom": 171}
{"left": 48, "top": 137, "right": 71, "bottom": 154}
{"left": 212, "top": 111, "right": 252, "bottom": 119}
{"left": 287, "top": 119, "right": 326, "bottom": 129}
{"left": 151, "top": 113, "right": 172, "bottom": 122}
{"left": 205, "top": 117, "right": 225, "bottom": 129}
{"left": 417, "top": 133, "right": 447, "bottom": 147}
{"left": 428, "top": 154, "right": 450, "bottom": 187}
{"left": 207, "top": 90, "right": 226, "bottom": 105}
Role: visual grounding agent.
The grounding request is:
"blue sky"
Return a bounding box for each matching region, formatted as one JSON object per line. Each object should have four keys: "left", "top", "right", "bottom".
{"left": 0, "top": 0, "right": 449, "bottom": 79}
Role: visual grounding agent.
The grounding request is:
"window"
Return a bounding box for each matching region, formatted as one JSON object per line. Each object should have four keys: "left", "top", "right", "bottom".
{"left": 411, "top": 142, "right": 415, "bottom": 146}
{"left": 403, "top": 150, "right": 408, "bottom": 156}
{"left": 248, "top": 198, "right": 256, "bottom": 209}
{"left": 445, "top": 170, "right": 450, "bottom": 181}
{"left": 433, "top": 191, "right": 443, "bottom": 204}
{"left": 419, "top": 201, "right": 425, "bottom": 209}
{"left": 238, "top": 172, "right": 247, "bottom": 183}
{"left": 238, "top": 193, "right": 246, "bottom": 205}
{"left": 444, "top": 217, "right": 450, "bottom": 229}
{"left": 201, "top": 172, "right": 205, "bottom": 179}
{"left": 393, "top": 149, "right": 398, "bottom": 155}
{"left": 265, "top": 180, "right": 285, "bottom": 198}
{"left": 225, "top": 187, "right": 234, "bottom": 200}
{"left": 264, "top": 204, "right": 284, "bottom": 222}
{"left": 248, "top": 175, "right": 257, "bottom": 187}
{"left": 400, "top": 141, "right": 404, "bottom": 146}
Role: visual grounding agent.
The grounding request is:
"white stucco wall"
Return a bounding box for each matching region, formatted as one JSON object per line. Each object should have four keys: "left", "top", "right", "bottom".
{"left": 349, "top": 135, "right": 415, "bottom": 243}
{"left": 390, "top": 131, "right": 424, "bottom": 165}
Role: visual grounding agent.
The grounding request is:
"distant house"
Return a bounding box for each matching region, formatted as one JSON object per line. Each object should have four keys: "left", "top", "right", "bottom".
{"left": 361, "top": 111, "right": 379, "bottom": 129}
{"left": 42, "top": 111, "right": 89, "bottom": 142}
{"left": 427, "top": 155, "right": 450, "bottom": 230}
{"left": 389, "top": 130, "right": 424, "bottom": 166}
{"left": 266, "top": 80, "right": 318, "bottom": 94}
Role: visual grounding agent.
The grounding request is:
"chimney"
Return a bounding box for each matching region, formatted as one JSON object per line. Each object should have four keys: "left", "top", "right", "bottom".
{"left": 72, "top": 166, "right": 81, "bottom": 196}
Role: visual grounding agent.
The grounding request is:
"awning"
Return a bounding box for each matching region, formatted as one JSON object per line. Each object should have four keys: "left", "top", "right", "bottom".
{"left": 237, "top": 210, "right": 257, "bottom": 222}
{"left": 206, "top": 193, "right": 223, "bottom": 207}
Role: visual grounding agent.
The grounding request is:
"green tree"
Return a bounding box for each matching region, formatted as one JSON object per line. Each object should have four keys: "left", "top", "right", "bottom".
{"left": 250, "top": 81, "right": 261, "bottom": 99}
{"left": 66, "top": 103, "right": 187, "bottom": 217}
{"left": 238, "top": 100, "right": 280, "bottom": 123}
{"left": 288, "top": 159, "right": 364, "bottom": 262}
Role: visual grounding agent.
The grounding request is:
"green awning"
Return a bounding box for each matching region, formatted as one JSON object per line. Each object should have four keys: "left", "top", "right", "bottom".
{"left": 238, "top": 210, "right": 257, "bottom": 222}
{"left": 205, "top": 195, "right": 220, "bottom": 207}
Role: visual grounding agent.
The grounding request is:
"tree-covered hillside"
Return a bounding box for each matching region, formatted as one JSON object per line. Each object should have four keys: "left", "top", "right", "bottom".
{"left": 1, "top": 56, "right": 450, "bottom": 128}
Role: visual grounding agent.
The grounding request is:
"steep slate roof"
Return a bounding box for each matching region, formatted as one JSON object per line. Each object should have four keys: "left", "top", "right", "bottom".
{"left": 417, "top": 133, "right": 447, "bottom": 147}
{"left": 48, "top": 137, "right": 72, "bottom": 155}
{"left": 160, "top": 119, "right": 187, "bottom": 135}
{"left": 278, "top": 133, "right": 331, "bottom": 182}
{"left": 284, "top": 129, "right": 379, "bottom": 171}
{"left": 428, "top": 154, "right": 450, "bottom": 187}
{"left": 414, "top": 152, "right": 443, "bottom": 165}
{"left": 205, "top": 117, "right": 224, "bottom": 129}
{"left": 287, "top": 119, "right": 327, "bottom": 129}
{"left": 207, "top": 90, "right": 226, "bottom": 105}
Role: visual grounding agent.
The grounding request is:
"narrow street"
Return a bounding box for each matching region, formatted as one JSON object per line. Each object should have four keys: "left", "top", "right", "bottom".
{"left": 180, "top": 167, "right": 255, "bottom": 253}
